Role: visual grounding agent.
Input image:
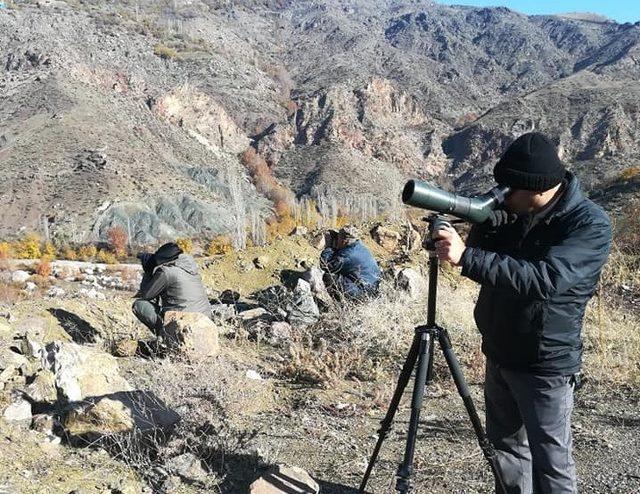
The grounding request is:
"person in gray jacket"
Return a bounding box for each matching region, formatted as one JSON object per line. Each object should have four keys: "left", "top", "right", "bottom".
{"left": 132, "top": 242, "right": 211, "bottom": 333}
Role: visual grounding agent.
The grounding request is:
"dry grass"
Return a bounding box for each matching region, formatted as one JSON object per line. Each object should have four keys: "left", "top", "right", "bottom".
{"left": 0, "top": 282, "right": 25, "bottom": 305}
{"left": 583, "top": 292, "right": 640, "bottom": 386}
{"left": 282, "top": 253, "right": 640, "bottom": 390}
{"left": 278, "top": 282, "right": 428, "bottom": 387}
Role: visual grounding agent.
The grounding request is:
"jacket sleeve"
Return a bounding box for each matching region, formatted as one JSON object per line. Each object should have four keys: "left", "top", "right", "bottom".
{"left": 466, "top": 223, "right": 495, "bottom": 250}
{"left": 461, "top": 219, "right": 611, "bottom": 300}
{"left": 320, "top": 247, "right": 345, "bottom": 274}
{"left": 135, "top": 269, "right": 168, "bottom": 301}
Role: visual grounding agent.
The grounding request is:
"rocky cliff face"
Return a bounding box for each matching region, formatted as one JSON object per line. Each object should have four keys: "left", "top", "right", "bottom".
{"left": 1, "top": 0, "right": 639, "bottom": 242}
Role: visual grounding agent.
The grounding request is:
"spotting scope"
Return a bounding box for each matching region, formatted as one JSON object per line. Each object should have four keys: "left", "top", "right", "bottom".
{"left": 401, "top": 180, "right": 511, "bottom": 224}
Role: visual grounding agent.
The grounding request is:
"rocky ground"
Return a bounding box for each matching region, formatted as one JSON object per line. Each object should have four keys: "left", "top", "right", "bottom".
{"left": 0, "top": 225, "right": 638, "bottom": 493}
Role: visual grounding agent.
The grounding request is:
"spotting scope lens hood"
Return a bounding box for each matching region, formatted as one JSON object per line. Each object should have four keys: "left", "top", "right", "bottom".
{"left": 402, "top": 180, "right": 511, "bottom": 224}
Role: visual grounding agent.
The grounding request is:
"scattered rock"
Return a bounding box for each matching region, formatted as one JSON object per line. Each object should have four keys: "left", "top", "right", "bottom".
{"left": 24, "top": 281, "right": 37, "bottom": 292}
{"left": 254, "top": 256, "right": 269, "bottom": 269}
{"left": 395, "top": 267, "right": 428, "bottom": 300}
{"left": 309, "top": 233, "right": 326, "bottom": 250}
{"left": 250, "top": 464, "right": 319, "bottom": 494}
{"left": 254, "top": 285, "right": 290, "bottom": 318}
{"left": 64, "top": 397, "right": 135, "bottom": 437}
{"left": 301, "top": 266, "right": 333, "bottom": 308}
{"left": 24, "top": 369, "right": 58, "bottom": 403}
{"left": 79, "top": 287, "right": 106, "bottom": 300}
{"left": 112, "top": 338, "right": 138, "bottom": 358}
{"left": 246, "top": 370, "right": 263, "bottom": 381}
{"left": 11, "top": 270, "right": 31, "bottom": 283}
{"left": 237, "top": 307, "right": 270, "bottom": 321}
{"left": 40, "top": 341, "right": 132, "bottom": 402}
{"left": 210, "top": 303, "right": 236, "bottom": 322}
{"left": 371, "top": 225, "right": 402, "bottom": 252}
{"left": 0, "top": 311, "right": 15, "bottom": 323}
{"left": 20, "top": 331, "right": 43, "bottom": 359}
{"left": 31, "top": 413, "right": 56, "bottom": 435}
{"left": 165, "top": 453, "right": 208, "bottom": 484}
{"left": 286, "top": 279, "right": 320, "bottom": 327}
{"left": 47, "top": 286, "right": 65, "bottom": 298}
{"left": 268, "top": 321, "right": 293, "bottom": 347}
{"left": 218, "top": 290, "right": 241, "bottom": 304}
{"left": 290, "top": 226, "right": 308, "bottom": 236}
{"left": 162, "top": 311, "right": 220, "bottom": 359}
{"left": 62, "top": 391, "right": 180, "bottom": 443}
{"left": 239, "top": 259, "right": 255, "bottom": 272}
{"left": 3, "top": 398, "right": 32, "bottom": 422}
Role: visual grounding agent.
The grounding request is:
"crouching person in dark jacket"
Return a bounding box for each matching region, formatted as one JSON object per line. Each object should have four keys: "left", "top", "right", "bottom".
{"left": 320, "top": 226, "right": 381, "bottom": 301}
{"left": 434, "top": 132, "right": 611, "bottom": 494}
{"left": 133, "top": 242, "right": 212, "bottom": 333}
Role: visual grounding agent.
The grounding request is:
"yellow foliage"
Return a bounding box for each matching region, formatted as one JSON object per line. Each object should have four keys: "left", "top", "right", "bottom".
{"left": 97, "top": 250, "right": 117, "bottom": 265}
{"left": 267, "top": 213, "right": 297, "bottom": 240}
{"left": 176, "top": 237, "right": 193, "bottom": 253}
{"left": 619, "top": 166, "right": 640, "bottom": 182}
{"left": 43, "top": 242, "right": 56, "bottom": 259}
{"left": 206, "top": 236, "right": 233, "bottom": 256}
{"left": 60, "top": 247, "right": 78, "bottom": 261}
{"left": 77, "top": 245, "right": 98, "bottom": 261}
{"left": 154, "top": 44, "right": 179, "bottom": 60}
{"left": 15, "top": 233, "right": 41, "bottom": 259}
{"left": 0, "top": 242, "right": 12, "bottom": 260}
{"left": 335, "top": 214, "right": 351, "bottom": 228}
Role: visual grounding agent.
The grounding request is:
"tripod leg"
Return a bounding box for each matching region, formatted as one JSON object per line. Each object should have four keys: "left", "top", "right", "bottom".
{"left": 358, "top": 329, "right": 422, "bottom": 494}
{"left": 396, "top": 330, "right": 433, "bottom": 494}
{"left": 437, "top": 328, "right": 507, "bottom": 494}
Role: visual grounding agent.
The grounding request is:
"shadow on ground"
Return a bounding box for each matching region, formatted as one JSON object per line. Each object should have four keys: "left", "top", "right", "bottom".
{"left": 48, "top": 308, "right": 100, "bottom": 344}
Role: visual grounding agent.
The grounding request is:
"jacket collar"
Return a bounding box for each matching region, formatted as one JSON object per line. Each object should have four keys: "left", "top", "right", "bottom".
{"left": 543, "top": 171, "right": 584, "bottom": 224}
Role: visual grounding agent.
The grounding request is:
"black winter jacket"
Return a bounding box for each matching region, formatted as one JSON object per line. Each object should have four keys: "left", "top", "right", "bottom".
{"left": 460, "top": 172, "right": 612, "bottom": 375}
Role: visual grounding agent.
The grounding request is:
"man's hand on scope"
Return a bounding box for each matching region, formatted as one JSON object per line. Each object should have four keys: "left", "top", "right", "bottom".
{"left": 433, "top": 225, "right": 466, "bottom": 266}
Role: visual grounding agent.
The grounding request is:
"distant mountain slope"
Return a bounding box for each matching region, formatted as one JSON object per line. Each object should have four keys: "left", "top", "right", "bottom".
{"left": 1, "top": 0, "right": 639, "bottom": 242}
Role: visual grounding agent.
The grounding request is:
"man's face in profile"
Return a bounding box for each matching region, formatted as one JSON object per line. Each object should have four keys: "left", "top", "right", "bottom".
{"left": 504, "top": 189, "right": 538, "bottom": 215}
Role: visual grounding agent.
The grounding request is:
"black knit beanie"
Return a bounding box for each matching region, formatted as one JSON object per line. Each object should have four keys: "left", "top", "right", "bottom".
{"left": 154, "top": 242, "right": 183, "bottom": 266}
{"left": 494, "top": 132, "right": 566, "bottom": 191}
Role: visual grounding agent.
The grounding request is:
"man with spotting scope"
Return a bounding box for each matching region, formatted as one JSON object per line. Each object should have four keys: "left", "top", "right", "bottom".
{"left": 433, "top": 132, "right": 611, "bottom": 493}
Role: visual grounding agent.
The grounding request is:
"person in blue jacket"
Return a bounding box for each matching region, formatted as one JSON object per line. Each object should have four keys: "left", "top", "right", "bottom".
{"left": 320, "top": 226, "right": 381, "bottom": 301}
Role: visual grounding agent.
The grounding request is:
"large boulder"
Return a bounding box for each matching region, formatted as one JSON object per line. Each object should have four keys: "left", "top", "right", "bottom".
{"left": 162, "top": 311, "right": 220, "bottom": 359}
{"left": 40, "top": 341, "right": 132, "bottom": 402}
{"left": 301, "top": 266, "right": 333, "bottom": 309}
{"left": 11, "top": 270, "right": 31, "bottom": 284}
{"left": 250, "top": 464, "right": 319, "bottom": 494}
{"left": 286, "top": 280, "right": 320, "bottom": 327}
{"left": 395, "top": 267, "right": 429, "bottom": 300}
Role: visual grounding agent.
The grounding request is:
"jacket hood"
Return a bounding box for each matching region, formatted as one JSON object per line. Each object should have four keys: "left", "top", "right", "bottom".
{"left": 168, "top": 253, "right": 200, "bottom": 276}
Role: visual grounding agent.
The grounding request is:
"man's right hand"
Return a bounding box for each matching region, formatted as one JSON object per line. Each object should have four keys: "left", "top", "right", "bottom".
{"left": 487, "top": 209, "right": 517, "bottom": 228}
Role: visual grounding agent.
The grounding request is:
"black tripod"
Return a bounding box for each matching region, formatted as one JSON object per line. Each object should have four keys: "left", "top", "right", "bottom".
{"left": 358, "top": 215, "right": 506, "bottom": 494}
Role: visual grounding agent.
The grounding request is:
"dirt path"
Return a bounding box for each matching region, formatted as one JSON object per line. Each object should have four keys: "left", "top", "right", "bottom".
{"left": 240, "top": 379, "right": 640, "bottom": 494}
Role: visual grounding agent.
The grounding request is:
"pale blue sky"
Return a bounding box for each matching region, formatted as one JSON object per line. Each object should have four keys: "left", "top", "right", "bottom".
{"left": 438, "top": 1, "right": 640, "bottom": 24}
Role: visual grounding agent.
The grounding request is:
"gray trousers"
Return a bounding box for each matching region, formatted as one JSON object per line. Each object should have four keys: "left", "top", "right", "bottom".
{"left": 132, "top": 299, "right": 163, "bottom": 333}
{"left": 485, "top": 360, "right": 576, "bottom": 494}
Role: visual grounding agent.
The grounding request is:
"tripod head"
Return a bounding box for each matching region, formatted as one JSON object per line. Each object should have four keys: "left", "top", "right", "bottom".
{"left": 422, "top": 214, "right": 464, "bottom": 251}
